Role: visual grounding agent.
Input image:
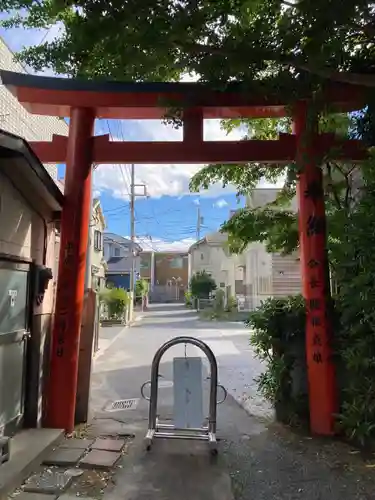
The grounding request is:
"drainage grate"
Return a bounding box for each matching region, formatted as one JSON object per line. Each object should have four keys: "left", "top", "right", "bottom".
{"left": 104, "top": 398, "right": 140, "bottom": 412}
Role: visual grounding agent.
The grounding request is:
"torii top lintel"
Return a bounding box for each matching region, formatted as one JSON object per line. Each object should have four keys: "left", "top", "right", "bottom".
{"left": 0, "top": 70, "right": 364, "bottom": 120}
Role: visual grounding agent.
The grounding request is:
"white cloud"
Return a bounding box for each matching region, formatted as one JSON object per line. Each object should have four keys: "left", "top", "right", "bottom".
{"left": 213, "top": 199, "right": 228, "bottom": 208}
{"left": 93, "top": 119, "right": 243, "bottom": 199}
{"left": 2, "top": 28, "right": 279, "bottom": 199}
{"left": 132, "top": 236, "right": 195, "bottom": 252}
{"left": 1, "top": 21, "right": 64, "bottom": 77}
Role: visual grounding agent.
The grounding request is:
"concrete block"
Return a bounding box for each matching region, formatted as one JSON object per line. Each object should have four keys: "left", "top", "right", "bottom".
{"left": 0, "top": 429, "right": 63, "bottom": 498}
{"left": 80, "top": 450, "right": 121, "bottom": 470}
{"left": 92, "top": 439, "right": 125, "bottom": 452}
{"left": 43, "top": 448, "right": 85, "bottom": 467}
{"left": 60, "top": 438, "right": 94, "bottom": 450}
{"left": 23, "top": 470, "right": 72, "bottom": 494}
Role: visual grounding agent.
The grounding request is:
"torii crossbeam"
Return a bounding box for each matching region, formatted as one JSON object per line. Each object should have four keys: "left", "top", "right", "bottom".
{"left": 0, "top": 69, "right": 366, "bottom": 436}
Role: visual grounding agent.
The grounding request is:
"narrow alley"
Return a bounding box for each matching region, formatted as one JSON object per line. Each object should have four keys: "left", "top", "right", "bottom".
{"left": 89, "top": 304, "right": 375, "bottom": 500}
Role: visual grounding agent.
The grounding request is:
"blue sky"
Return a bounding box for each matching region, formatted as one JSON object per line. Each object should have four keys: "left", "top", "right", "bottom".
{"left": 1, "top": 21, "right": 249, "bottom": 251}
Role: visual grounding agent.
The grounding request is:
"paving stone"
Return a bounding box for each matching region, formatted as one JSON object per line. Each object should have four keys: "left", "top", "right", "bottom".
{"left": 60, "top": 438, "right": 94, "bottom": 450}
{"left": 92, "top": 438, "right": 125, "bottom": 452}
{"left": 23, "top": 470, "right": 72, "bottom": 494}
{"left": 15, "top": 494, "right": 57, "bottom": 500}
{"left": 79, "top": 450, "right": 121, "bottom": 470}
{"left": 43, "top": 447, "right": 85, "bottom": 467}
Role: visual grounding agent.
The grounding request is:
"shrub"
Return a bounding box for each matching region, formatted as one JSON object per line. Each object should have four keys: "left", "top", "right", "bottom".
{"left": 184, "top": 290, "right": 193, "bottom": 307}
{"left": 213, "top": 289, "right": 225, "bottom": 312}
{"left": 189, "top": 271, "right": 217, "bottom": 298}
{"left": 136, "top": 279, "right": 149, "bottom": 298}
{"left": 225, "top": 295, "right": 237, "bottom": 312}
{"left": 99, "top": 287, "right": 129, "bottom": 319}
{"left": 247, "top": 295, "right": 308, "bottom": 424}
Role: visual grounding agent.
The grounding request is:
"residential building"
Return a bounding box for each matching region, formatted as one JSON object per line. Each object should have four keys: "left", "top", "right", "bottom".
{"left": 189, "top": 232, "right": 241, "bottom": 296}
{"left": 0, "top": 129, "right": 63, "bottom": 432}
{"left": 139, "top": 250, "right": 189, "bottom": 302}
{"left": 103, "top": 233, "right": 142, "bottom": 289}
{"left": 0, "top": 37, "right": 68, "bottom": 183}
{"left": 188, "top": 188, "right": 302, "bottom": 310}
{"left": 140, "top": 251, "right": 154, "bottom": 285}
{"left": 154, "top": 252, "right": 189, "bottom": 287}
{"left": 87, "top": 198, "right": 106, "bottom": 290}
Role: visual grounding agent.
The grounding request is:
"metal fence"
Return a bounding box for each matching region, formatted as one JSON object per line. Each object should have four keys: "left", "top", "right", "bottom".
{"left": 150, "top": 285, "right": 185, "bottom": 303}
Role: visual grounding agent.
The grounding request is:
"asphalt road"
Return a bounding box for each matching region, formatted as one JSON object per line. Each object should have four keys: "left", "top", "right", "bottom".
{"left": 91, "top": 303, "right": 375, "bottom": 500}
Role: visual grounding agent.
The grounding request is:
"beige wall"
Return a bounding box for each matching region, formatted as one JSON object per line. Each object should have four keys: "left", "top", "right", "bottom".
{"left": 0, "top": 37, "right": 68, "bottom": 183}
{"left": 154, "top": 253, "right": 189, "bottom": 287}
{"left": 272, "top": 252, "right": 302, "bottom": 297}
{"left": 190, "top": 242, "right": 236, "bottom": 290}
{"left": 0, "top": 170, "right": 57, "bottom": 314}
{"left": 88, "top": 202, "right": 106, "bottom": 285}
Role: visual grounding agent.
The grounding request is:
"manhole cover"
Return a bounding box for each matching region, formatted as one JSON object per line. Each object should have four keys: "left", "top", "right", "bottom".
{"left": 104, "top": 398, "right": 139, "bottom": 412}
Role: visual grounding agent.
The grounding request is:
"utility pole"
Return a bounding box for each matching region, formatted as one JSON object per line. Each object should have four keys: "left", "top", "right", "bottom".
{"left": 196, "top": 205, "right": 203, "bottom": 241}
{"left": 129, "top": 165, "right": 148, "bottom": 321}
{"left": 130, "top": 163, "right": 136, "bottom": 293}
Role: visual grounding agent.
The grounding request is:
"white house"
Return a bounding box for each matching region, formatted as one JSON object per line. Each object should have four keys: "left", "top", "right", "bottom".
{"left": 188, "top": 231, "right": 243, "bottom": 298}
{"left": 188, "top": 188, "right": 302, "bottom": 309}
{"left": 241, "top": 189, "right": 301, "bottom": 309}
{"left": 87, "top": 198, "right": 107, "bottom": 290}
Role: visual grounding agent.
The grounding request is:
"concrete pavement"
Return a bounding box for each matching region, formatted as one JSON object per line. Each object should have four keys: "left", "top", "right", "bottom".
{"left": 91, "top": 303, "right": 375, "bottom": 500}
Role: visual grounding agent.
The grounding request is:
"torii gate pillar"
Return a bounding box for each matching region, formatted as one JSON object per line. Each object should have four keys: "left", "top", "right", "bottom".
{"left": 46, "top": 107, "right": 95, "bottom": 432}
{"left": 294, "top": 103, "right": 337, "bottom": 435}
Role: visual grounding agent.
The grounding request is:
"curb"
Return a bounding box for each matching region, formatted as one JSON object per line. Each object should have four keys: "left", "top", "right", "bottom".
{"left": 0, "top": 429, "right": 64, "bottom": 499}
{"left": 94, "top": 315, "right": 144, "bottom": 362}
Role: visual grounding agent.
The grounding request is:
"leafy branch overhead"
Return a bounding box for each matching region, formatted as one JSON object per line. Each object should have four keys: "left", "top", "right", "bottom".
{"left": 223, "top": 208, "right": 299, "bottom": 255}
{"left": 2, "top": 0, "right": 375, "bottom": 91}
{"left": 190, "top": 111, "right": 361, "bottom": 256}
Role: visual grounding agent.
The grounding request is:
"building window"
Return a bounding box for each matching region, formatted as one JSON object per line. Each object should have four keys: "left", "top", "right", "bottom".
{"left": 170, "top": 257, "right": 183, "bottom": 269}
{"left": 200, "top": 253, "right": 204, "bottom": 260}
{"left": 114, "top": 247, "right": 120, "bottom": 257}
{"left": 140, "top": 258, "right": 150, "bottom": 269}
{"left": 94, "top": 230, "right": 102, "bottom": 251}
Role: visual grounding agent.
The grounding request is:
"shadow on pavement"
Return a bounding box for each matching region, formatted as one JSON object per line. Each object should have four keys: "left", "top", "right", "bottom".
{"left": 90, "top": 304, "right": 375, "bottom": 500}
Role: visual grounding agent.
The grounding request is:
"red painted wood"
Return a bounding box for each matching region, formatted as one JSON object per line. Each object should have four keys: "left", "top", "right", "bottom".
{"left": 294, "top": 103, "right": 337, "bottom": 436}
{"left": 183, "top": 108, "right": 204, "bottom": 144}
{"left": 12, "top": 83, "right": 363, "bottom": 119}
{"left": 46, "top": 107, "right": 95, "bottom": 432}
{"left": 29, "top": 135, "right": 366, "bottom": 165}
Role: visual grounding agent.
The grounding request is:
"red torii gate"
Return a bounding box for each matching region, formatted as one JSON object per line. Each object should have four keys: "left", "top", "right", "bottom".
{"left": 0, "top": 70, "right": 366, "bottom": 435}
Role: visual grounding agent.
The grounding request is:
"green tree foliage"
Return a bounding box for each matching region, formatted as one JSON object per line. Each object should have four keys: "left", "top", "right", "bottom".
{"left": 190, "top": 112, "right": 355, "bottom": 256}
{"left": 189, "top": 270, "right": 217, "bottom": 298}
{"left": 332, "top": 158, "right": 375, "bottom": 444}
{"left": 2, "top": 0, "right": 375, "bottom": 91}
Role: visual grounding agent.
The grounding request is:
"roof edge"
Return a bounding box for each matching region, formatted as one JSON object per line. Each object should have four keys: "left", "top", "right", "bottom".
{"left": 0, "top": 128, "right": 64, "bottom": 209}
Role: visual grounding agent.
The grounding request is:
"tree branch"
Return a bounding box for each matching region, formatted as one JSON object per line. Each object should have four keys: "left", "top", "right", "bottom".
{"left": 326, "top": 162, "right": 342, "bottom": 209}
{"left": 179, "top": 40, "right": 375, "bottom": 89}
{"left": 295, "top": 63, "right": 375, "bottom": 88}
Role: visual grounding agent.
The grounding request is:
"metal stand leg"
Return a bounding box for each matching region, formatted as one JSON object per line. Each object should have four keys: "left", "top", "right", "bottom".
{"left": 141, "top": 337, "right": 227, "bottom": 455}
{"left": 145, "top": 429, "right": 155, "bottom": 451}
